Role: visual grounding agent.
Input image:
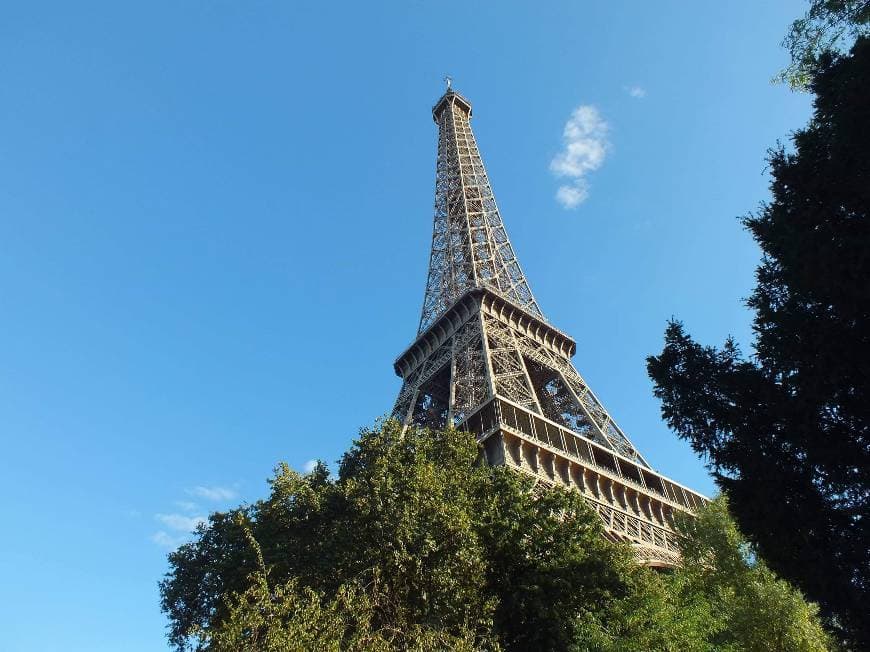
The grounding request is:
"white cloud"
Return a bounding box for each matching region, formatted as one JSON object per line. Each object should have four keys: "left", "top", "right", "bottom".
{"left": 187, "top": 485, "right": 237, "bottom": 501}
{"left": 151, "top": 512, "right": 207, "bottom": 549}
{"left": 625, "top": 85, "right": 646, "bottom": 98}
{"left": 303, "top": 459, "right": 318, "bottom": 473}
{"left": 151, "top": 530, "right": 188, "bottom": 549}
{"left": 156, "top": 512, "right": 207, "bottom": 532}
{"left": 555, "top": 182, "right": 589, "bottom": 209}
{"left": 550, "top": 105, "right": 609, "bottom": 209}
{"left": 151, "top": 486, "right": 232, "bottom": 549}
{"left": 150, "top": 484, "right": 237, "bottom": 549}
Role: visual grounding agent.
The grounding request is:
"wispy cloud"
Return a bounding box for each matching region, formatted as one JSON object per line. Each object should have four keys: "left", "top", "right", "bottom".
{"left": 151, "top": 530, "right": 189, "bottom": 549}
{"left": 187, "top": 485, "right": 237, "bottom": 501}
{"left": 303, "top": 459, "right": 318, "bottom": 473}
{"left": 624, "top": 85, "right": 646, "bottom": 99}
{"left": 156, "top": 512, "right": 206, "bottom": 532}
{"left": 151, "top": 483, "right": 237, "bottom": 549}
{"left": 550, "top": 105, "right": 610, "bottom": 209}
{"left": 555, "top": 184, "right": 588, "bottom": 208}
{"left": 151, "top": 512, "right": 207, "bottom": 550}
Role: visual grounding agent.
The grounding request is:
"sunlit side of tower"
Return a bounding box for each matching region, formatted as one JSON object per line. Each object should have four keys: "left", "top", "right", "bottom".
{"left": 392, "top": 87, "right": 705, "bottom": 567}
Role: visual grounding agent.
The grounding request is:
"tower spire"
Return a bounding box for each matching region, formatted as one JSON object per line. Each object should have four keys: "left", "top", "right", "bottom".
{"left": 418, "top": 88, "right": 544, "bottom": 334}
{"left": 391, "top": 89, "right": 706, "bottom": 567}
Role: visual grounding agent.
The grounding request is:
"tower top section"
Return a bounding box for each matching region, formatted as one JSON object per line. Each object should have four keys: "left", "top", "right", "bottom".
{"left": 432, "top": 89, "right": 473, "bottom": 123}
{"left": 417, "top": 87, "right": 544, "bottom": 334}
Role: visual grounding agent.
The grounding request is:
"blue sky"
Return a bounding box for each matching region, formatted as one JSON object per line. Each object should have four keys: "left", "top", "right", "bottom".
{"left": 1, "top": 2, "right": 812, "bottom": 649}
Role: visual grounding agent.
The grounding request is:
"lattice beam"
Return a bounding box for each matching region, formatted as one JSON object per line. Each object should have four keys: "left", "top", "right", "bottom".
{"left": 418, "top": 90, "right": 543, "bottom": 333}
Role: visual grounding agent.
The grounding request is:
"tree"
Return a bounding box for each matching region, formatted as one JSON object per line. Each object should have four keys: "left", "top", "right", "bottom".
{"left": 671, "top": 497, "right": 830, "bottom": 652}
{"left": 648, "top": 38, "right": 870, "bottom": 648}
{"left": 201, "top": 567, "right": 482, "bottom": 651}
{"left": 160, "top": 421, "right": 501, "bottom": 651}
{"left": 160, "top": 421, "right": 828, "bottom": 651}
{"left": 777, "top": 0, "right": 869, "bottom": 89}
{"left": 160, "top": 421, "right": 642, "bottom": 651}
{"left": 582, "top": 497, "right": 830, "bottom": 652}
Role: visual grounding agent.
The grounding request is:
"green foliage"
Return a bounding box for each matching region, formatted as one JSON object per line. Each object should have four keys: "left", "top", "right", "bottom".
{"left": 572, "top": 564, "right": 718, "bottom": 652}
{"left": 777, "top": 0, "right": 869, "bottom": 89}
{"left": 477, "top": 469, "right": 633, "bottom": 651}
{"left": 203, "top": 575, "right": 482, "bottom": 652}
{"left": 161, "top": 420, "right": 499, "bottom": 651}
{"left": 160, "top": 421, "right": 829, "bottom": 651}
{"left": 648, "top": 38, "right": 870, "bottom": 649}
{"left": 671, "top": 497, "right": 831, "bottom": 652}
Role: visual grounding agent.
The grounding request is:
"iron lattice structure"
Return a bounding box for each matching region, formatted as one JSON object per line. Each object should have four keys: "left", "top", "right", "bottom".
{"left": 393, "top": 88, "right": 705, "bottom": 567}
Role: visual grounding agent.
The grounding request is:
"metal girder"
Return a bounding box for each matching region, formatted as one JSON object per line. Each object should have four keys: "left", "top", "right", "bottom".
{"left": 418, "top": 90, "right": 543, "bottom": 334}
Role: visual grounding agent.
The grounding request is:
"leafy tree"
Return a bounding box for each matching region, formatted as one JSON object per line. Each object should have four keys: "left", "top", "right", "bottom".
{"left": 777, "top": 0, "right": 869, "bottom": 89}
{"left": 582, "top": 497, "right": 830, "bottom": 652}
{"left": 160, "top": 421, "right": 829, "bottom": 651}
{"left": 670, "top": 497, "right": 830, "bottom": 652}
{"left": 202, "top": 567, "right": 482, "bottom": 651}
{"left": 648, "top": 38, "right": 870, "bottom": 648}
{"left": 573, "top": 561, "right": 719, "bottom": 652}
{"left": 160, "top": 421, "right": 638, "bottom": 651}
{"left": 161, "top": 421, "right": 500, "bottom": 651}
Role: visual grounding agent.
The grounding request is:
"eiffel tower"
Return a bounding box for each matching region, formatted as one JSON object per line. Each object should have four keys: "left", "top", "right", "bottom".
{"left": 392, "top": 86, "right": 705, "bottom": 567}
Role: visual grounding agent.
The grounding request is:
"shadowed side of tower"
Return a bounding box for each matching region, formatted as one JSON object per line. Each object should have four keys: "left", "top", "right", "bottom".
{"left": 393, "top": 88, "right": 706, "bottom": 567}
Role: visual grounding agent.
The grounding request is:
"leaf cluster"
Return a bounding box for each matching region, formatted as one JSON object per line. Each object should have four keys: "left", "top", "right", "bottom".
{"left": 777, "top": 0, "right": 869, "bottom": 89}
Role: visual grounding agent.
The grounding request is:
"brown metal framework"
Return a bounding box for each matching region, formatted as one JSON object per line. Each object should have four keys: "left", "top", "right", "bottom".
{"left": 392, "top": 88, "right": 706, "bottom": 567}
